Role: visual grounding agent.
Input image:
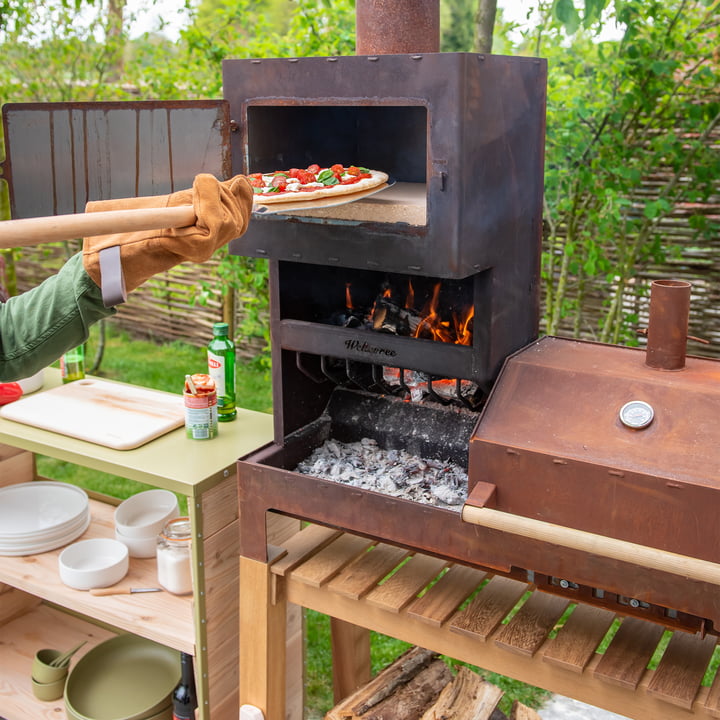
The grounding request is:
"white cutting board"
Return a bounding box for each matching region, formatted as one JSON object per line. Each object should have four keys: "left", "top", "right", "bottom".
{"left": 0, "top": 378, "right": 185, "bottom": 450}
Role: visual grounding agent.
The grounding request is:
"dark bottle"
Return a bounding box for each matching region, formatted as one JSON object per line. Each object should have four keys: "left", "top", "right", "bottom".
{"left": 207, "top": 322, "right": 237, "bottom": 421}
{"left": 172, "top": 652, "right": 198, "bottom": 720}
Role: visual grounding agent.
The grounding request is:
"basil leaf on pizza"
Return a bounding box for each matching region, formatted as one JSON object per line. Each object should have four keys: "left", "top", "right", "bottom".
{"left": 249, "top": 164, "right": 389, "bottom": 204}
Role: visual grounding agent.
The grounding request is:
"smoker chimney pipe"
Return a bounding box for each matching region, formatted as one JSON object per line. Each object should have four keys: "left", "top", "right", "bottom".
{"left": 645, "top": 279, "right": 691, "bottom": 370}
{"left": 356, "top": 0, "right": 440, "bottom": 55}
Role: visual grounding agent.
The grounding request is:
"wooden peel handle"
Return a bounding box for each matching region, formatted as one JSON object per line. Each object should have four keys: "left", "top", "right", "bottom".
{"left": 461, "top": 505, "right": 720, "bottom": 587}
{"left": 0, "top": 205, "right": 197, "bottom": 249}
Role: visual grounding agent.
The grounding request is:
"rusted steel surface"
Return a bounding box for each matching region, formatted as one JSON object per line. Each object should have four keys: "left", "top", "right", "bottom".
{"left": 645, "top": 279, "right": 691, "bottom": 370}
{"left": 225, "top": 53, "right": 547, "bottom": 281}
{"left": 236, "top": 453, "right": 720, "bottom": 632}
{"left": 467, "top": 335, "right": 720, "bottom": 563}
{"left": 1, "top": 100, "right": 231, "bottom": 219}
{"left": 356, "top": 0, "right": 440, "bottom": 55}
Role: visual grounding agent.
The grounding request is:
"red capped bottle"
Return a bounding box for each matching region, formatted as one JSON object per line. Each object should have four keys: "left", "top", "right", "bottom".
{"left": 207, "top": 322, "right": 236, "bottom": 421}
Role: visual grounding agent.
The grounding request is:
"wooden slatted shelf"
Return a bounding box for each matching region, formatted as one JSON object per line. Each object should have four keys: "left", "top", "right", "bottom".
{"left": 252, "top": 523, "right": 720, "bottom": 720}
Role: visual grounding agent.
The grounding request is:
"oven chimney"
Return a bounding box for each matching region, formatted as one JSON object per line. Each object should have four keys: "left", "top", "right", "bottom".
{"left": 645, "top": 279, "right": 691, "bottom": 370}
{"left": 356, "top": 0, "right": 440, "bottom": 55}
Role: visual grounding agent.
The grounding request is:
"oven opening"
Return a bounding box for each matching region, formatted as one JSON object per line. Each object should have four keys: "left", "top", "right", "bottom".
{"left": 246, "top": 105, "right": 428, "bottom": 225}
{"left": 279, "top": 264, "right": 474, "bottom": 345}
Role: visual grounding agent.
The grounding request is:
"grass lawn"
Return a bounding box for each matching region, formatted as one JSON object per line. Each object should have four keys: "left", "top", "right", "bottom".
{"left": 37, "top": 322, "right": 549, "bottom": 717}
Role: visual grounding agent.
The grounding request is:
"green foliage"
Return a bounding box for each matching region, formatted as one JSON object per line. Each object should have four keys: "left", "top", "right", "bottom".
{"left": 540, "top": 0, "right": 720, "bottom": 343}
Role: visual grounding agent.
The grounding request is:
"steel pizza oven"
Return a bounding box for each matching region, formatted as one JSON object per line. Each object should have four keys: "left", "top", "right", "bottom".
{"left": 233, "top": 50, "right": 720, "bottom": 635}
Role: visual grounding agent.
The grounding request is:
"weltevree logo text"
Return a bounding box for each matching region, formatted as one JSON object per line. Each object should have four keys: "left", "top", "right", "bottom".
{"left": 344, "top": 338, "right": 397, "bottom": 357}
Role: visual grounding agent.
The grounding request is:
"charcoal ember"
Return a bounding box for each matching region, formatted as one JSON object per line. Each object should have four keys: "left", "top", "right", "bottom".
{"left": 295, "top": 438, "right": 468, "bottom": 511}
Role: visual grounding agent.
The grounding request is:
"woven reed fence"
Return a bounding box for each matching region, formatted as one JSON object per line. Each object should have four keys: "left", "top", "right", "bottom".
{"left": 11, "top": 150, "right": 720, "bottom": 363}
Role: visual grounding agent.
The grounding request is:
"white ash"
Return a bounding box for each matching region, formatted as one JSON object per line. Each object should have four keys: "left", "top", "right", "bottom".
{"left": 295, "top": 437, "right": 468, "bottom": 510}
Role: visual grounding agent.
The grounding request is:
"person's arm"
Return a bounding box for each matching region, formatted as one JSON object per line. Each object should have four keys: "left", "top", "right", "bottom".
{"left": 0, "top": 253, "right": 115, "bottom": 382}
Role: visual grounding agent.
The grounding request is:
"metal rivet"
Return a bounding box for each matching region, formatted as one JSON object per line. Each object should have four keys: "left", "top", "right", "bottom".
{"left": 411, "top": 55, "right": 423, "bottom": 61}
{"left": 327, "top": 57, "right": 338, "bottom": 62}
{"left": 477, "top": 55, "right": 485, "bottom": 61}
{"left": 256, "top": 249, "right": 267, "bottom": 255}
{"left": 251, "top": 59, "right": 261, "bottom": 64}
{"left": 288, "top": 58, "right": 299, "bottom": 63}
{"left": 368, "top": 56, "right": 379, "bottom": 62}
{"left": 328, "top": 256, "right": 339, "bottom": 262}
{"left": 407, "top": 265, "right": 422, "bottom": 271}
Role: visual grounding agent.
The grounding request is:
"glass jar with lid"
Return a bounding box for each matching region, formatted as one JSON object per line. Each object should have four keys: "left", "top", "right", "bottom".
{"left": 156, "top": 517, "right": 193, "bottom": 595}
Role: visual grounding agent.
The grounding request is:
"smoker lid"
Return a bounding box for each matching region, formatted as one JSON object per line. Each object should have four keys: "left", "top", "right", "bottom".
{"left": 472, "top": 336, "right": 720, "bottom": 487}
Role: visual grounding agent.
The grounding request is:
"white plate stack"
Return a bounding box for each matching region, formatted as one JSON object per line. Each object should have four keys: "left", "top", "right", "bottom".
{"left": 0, "top": 481, "right": 90, "bottom": 556}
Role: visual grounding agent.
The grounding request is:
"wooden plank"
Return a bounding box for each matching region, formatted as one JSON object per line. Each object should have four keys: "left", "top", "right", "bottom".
{"left": 203, "top": 520, "right": 239, "bottom": 718}
{"left": 366, "top": 554, "right": 449, "bottom": 613}
{"left": 420, "top": 666, "right": 504, "bottom": 719}
{"left": 327, "top": 543, "right": 410, "bottom": 600}
{"left": 289, "top": 534, "right": 375, "bottom": 588}
{"left": 542, "top": 604, "right": 616, "bottom": 673}
{"left": 0, "top": 587, "right": 41, "bottom": 627}
{"left": 239, "top": 556, "right": 287, "bottom": 720}
{"left": 593, "top": 617, "right": 665, "bottom": 690}
{"left": 406, "top": 564, "right": 486, "bottom": 627}
{"left": 646, "top": 631, "right": 717, "bottom": 709}
{"left": 449, "top": 576, "right": 529, "bottom": 641}
{"left": 494, "top": 592, "right": 570, "bottom": 657}
{"left": 270, "top": 524, "right": 342, "bottom": 577}
{"left": 0, "top": 445, "right": 34, "bottom": 485}
{"left": 198, "top": 473, "right": 237, "bottom": 538}
{"left": 331, "top": 618, "right": 371, "bottom": 702}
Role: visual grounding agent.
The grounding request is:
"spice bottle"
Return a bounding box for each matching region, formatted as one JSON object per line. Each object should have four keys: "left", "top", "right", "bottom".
{"left": 183, "top": 373, "right": 218, "bottom": 440}
{"left": 172, "top": 652, "right": 198, "bottom": 720}
{"left": 207, "top": 322, "right": 236, "bottom": 422}
{"left": 60, "top": 345, "right": 85, "bottom": 383}
{"left": 157, "top": 517, "right": 193, "bottom": 595}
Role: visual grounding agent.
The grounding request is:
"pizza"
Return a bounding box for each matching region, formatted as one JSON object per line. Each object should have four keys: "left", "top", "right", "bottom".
{"left": 248, "top": 164, "right": 389, "bottom": 204}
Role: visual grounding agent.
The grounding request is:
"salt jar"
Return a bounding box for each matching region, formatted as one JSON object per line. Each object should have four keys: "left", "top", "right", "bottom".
{"left": 157, "top": 517, "right": 193, "bottom": 595}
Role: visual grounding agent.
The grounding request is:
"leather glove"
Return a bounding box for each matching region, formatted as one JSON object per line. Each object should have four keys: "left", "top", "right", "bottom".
{"left": 82, "top": 174, "right": 253, "bottom": 306}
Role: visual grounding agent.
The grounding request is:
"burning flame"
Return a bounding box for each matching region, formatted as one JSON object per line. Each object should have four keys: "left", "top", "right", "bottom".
{"left": 411, "top": 282, "right": 473, "bottom": 345}
{"left": 342, "top": 279, "right": 473, "bottom": 345}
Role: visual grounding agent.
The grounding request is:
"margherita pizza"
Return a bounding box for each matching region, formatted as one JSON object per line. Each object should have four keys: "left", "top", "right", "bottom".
{"left": 248, "top": 164, "right": 389, "bottom": 204}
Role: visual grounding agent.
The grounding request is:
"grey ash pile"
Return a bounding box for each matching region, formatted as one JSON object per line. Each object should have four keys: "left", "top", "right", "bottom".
{"left": 295, "top": 437, "right": 468, "bottom": 510}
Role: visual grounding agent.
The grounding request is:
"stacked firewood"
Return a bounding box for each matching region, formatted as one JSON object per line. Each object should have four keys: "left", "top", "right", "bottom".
{"left": 326, "top": 646, "right": 541, "bottom": 720}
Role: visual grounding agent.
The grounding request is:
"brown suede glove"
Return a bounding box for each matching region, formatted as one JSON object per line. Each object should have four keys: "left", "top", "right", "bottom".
{"left": 83, "top": 174, "right": 253, "bottom": 306}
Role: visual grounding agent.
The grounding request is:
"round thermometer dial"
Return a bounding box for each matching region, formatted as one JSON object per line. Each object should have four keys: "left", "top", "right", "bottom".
{"left": 619, "top": 400, "right": 654, "bottom": 429}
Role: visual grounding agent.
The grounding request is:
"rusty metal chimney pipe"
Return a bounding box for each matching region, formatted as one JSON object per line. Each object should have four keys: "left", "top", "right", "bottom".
{"left": 645, "top": 279, "right": 691, "bottom": 370}
{"left": 356, "top": 0, "right": 440, "bottom": 55}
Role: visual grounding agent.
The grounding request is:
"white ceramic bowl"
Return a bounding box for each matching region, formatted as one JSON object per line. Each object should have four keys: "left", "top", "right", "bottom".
{"left": 115, "top": 526, "right": 158, "bottom": 559}
{"left": 17, "top": 369, "right": 45, "bottom": 394}
{"left": 58, "top": 538, "right": 129, "bottom": 590}
{"left": 114, "top": 490, "right": 179, "bottom": 539}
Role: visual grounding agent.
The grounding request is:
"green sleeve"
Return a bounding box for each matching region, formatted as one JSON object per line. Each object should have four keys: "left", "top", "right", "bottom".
{"left": 0, "top": 253, "right": 116, "bottom": 382}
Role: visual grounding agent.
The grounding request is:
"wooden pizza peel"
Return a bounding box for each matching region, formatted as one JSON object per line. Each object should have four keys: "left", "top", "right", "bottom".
{"left": 0, "top": 180, "right": 396, "bottom": 248}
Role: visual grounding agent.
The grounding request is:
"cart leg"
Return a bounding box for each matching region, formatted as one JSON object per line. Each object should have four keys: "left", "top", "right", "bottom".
{"left": 239, "top": 556, "right": 287, "bottom": 720}
{"left": 330, "top": 618, "right": 371, "bottom": 703}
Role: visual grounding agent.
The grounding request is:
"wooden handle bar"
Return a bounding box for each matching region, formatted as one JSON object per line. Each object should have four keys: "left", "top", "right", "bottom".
{"left": 461, "top": 504, "right": 720, "bottom": 587}
{"left": 0, "top": 205, "right": 197, "bottom": 249}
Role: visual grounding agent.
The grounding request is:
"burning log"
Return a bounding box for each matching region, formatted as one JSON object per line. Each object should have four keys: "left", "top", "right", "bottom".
{"left": 372, "top": 295, "right": 422, "bottom": 336}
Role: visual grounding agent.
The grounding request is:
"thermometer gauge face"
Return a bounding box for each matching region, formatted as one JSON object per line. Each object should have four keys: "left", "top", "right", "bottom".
{"left": 619, "top": 400, "right": 654, "bottom": 429}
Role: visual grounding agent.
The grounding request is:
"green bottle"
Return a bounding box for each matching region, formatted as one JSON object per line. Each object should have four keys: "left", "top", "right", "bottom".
{"left": 61, "top": 345, "right": 85, "bottom": 383}
{"left": 207, "top": 322, "right": 236, "bottom": 422}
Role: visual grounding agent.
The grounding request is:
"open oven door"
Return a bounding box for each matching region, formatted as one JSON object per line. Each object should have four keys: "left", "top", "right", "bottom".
{"left": 1, "top": 100, "right": 232, "bottom": 219}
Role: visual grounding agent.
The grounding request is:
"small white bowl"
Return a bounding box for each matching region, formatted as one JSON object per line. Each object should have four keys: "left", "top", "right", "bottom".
{"left": 17, "top": 369, "right": 45, "bottom": 395}
{"left": 115, "top": 526, "right": 157, "bottom": 559}
{"left": 114, "top": 490, "right": 179, "bottom": 539}
{"left": 58, "top": 538, "right": 129, "bottom": 590}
